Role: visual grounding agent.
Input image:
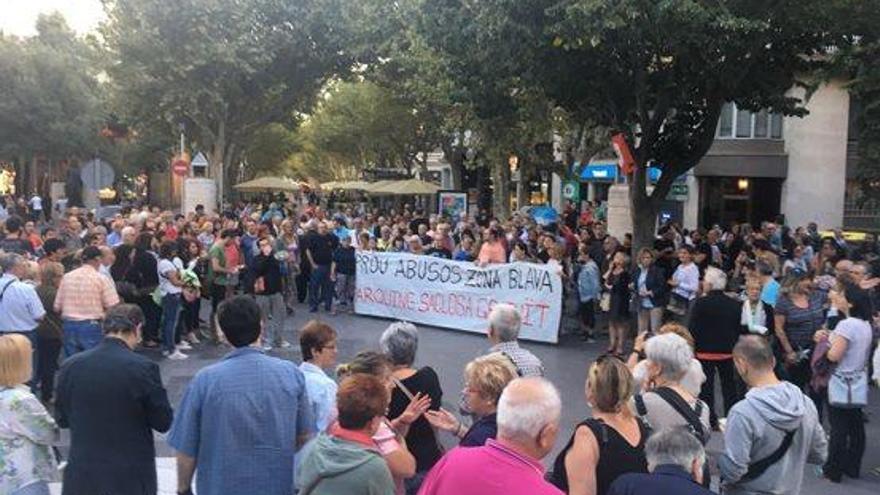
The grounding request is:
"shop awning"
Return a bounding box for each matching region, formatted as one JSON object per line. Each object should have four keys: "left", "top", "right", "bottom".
{"left": 580, "top": 162, "right": 618, "bottom": 181}
{"left": 578, "top": 161, "right": 685, "bottom": 184}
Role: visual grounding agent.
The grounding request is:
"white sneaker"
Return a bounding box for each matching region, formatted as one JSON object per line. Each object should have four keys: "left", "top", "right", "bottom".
{"left": 262, "top": 344, "right": 273, "bottom": 352}
{"left": 167, "top": 350, "right": 188, "bottom": 360}
{"left": 177, "top": 341, "right": 193, "bottom": 351}
{"left": 279, "top": 341, "right": 292, "bottom": 349}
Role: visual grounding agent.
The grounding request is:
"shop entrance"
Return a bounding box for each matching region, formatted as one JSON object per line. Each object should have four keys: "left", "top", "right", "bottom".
{"left": 699, "top": 177, "right": 782, "bottom": 228}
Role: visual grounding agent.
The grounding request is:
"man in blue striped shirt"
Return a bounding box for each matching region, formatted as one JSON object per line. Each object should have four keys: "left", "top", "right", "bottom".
{"left": 169, "top": 296, "right": 315, "bottom": 495}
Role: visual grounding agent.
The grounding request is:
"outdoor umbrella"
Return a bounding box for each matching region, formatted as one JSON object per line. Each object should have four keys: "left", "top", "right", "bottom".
{"left": 233, "top": 176, "right": 301, "bottom": 192}
{"left": 369, "top": 178, "right": 441, "bottom": 195}
{"left": 528, "top": 205, "right": 560, "bottom": 226}
{"left": 363, "top": 180, "right": 401, "bottom": 194}
{"left": 336, "top": 180, "right": 371, "bottom": 191}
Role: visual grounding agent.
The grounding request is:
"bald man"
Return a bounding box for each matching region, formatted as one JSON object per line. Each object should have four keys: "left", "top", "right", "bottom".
{"left": 420, "top": 377, "right": 563, "bottom": 495}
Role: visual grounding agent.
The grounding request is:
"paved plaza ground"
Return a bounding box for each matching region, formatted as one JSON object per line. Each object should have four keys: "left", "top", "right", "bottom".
{"left": 52, "top": 304, "right": 880, "bottom": 494}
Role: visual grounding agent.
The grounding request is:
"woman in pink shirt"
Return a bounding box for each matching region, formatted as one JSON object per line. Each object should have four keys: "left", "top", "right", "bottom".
{"left": 477, "top": 228, "right": 507, "bottom": 266}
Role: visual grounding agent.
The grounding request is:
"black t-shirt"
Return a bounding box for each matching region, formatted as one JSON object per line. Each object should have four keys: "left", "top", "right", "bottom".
{"left": 332, "top": 246, "right": 356, "bottom": 275}
{"left": 388, "top": 367, "right": 443, "bottom": 472}
{"left": 425, "top": 247, "right": 452, "bottom": 259}
{"left": 0, "top": 236, "right": 34, "bottom": 256}
{"left": 303, "top": 233, "right": 338, "bottom": 266}
{"left": 252, "top": 254, "right": 283, "bottom": 294}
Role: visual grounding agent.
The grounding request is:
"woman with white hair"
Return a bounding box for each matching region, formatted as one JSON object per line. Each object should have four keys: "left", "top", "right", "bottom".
{"left": 631, "top": 333, "right": 711, "bottom": 486}
{"left": 688, "top": 266, "right": 744, "bottom": 429}
{"left": 380, "top": 322, "right": 443, "bottom": 494}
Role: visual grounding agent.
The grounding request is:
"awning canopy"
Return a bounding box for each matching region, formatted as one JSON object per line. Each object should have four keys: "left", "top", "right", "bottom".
{"left": 367, "top": 178, "right": 441, "bottom": 195}
{"left": 233, "top": 176, "right": 301, "bottom": 192}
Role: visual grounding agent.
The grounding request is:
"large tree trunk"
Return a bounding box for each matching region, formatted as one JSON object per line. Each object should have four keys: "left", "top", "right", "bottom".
{"left": 491, "top": 156, "right": 511, "bottom": 220}
{"left": 449, "top": 149, "right": 463, "bottom": 190}
{"left": 629, "top": 163, "right": 657, "bottom": 256}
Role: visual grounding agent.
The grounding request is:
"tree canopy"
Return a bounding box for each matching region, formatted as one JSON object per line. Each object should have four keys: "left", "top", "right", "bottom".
{"left": 100, "top": 0, "right": 354, "bottom": 193}
{"left": 0, "top": 12, "right": 104, "bottom": 160}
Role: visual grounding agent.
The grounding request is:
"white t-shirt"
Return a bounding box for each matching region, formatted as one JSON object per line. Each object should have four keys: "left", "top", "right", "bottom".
{"left": 29, "top": 195, "right": 42, "bottom": 211}
{"left": 157, "top": 257, "right": 183, "bottom": 296}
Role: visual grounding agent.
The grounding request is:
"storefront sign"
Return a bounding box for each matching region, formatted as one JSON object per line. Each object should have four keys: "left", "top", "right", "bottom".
{"left": 355, "top": 252, "right": 562, "bottom": 343}
{"left": 667, "top": 184, "right": 689, "bottom": 201}
{"left": 562, "top": 180, "right": 580, "bottom": 202}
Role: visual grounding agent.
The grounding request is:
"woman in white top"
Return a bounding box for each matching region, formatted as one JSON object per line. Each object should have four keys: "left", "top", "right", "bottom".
{"left": 157, "top": 240, "right": 186, "bottom": 360}
{"left": 815, "top": 283, "right": 874, "bottom": 482}
{"left": 669, "top": 246, "right": 700, "bottom": 322}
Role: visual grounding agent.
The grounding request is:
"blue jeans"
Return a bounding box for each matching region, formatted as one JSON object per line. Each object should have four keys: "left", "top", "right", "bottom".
{"left": 308, "top": 264, "right": 333, "bottom": 311}
{"left": 62, "top": 320, "right": 103, "bottom": 357}
{"left": 160, "top": 293, "right": 182, "bottom": 353}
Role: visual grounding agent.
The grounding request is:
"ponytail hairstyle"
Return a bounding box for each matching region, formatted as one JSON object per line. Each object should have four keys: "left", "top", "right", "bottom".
{"left": 336, "top": 350, "right": 391, "bottom": 379}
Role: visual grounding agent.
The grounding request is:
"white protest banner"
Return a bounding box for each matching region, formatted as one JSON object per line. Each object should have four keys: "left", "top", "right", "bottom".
{"left": 355, "top": 251, "right": 562, "bottom": 343}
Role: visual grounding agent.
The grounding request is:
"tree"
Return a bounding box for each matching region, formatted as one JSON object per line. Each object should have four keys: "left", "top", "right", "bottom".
{"left": 100, "top": 0, "right": 354, "bottom": 201}
{"left": 827, "top": 3, "right": 880, "bottom": 208}
{"left": 420, "top": 0, "right": 854, "bottom": 249}
{"left": 0, "top": 13, "right": 105, "bottom": 177}
{"left": 357, "top": 0, "right": 570, "bottom": 218}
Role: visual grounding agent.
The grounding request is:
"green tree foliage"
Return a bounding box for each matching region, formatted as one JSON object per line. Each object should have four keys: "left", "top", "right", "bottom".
{"left": 0, "top": 13, "right": 104, "bottom": 160}
{"left": 100, "top": 0, "right": 354, "bottom": 196}
{"left": 405, "top": 0, "right": 854, "bottom": 243}
{"left": 284, "top": 81, "right": 424, "bottom": 181}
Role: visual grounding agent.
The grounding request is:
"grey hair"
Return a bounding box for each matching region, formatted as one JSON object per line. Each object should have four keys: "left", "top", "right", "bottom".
{"left": 379, "top": 321, "right": 419, "bottom": 366}
{"left": 645, "top": 333, "right": 694, "bottom": 382}
{"left": 703, "top": 266, "right": 727, "bottom": 291}
{"left": 497, "top": 377, "right": 561, "bottom": 442}
{"left": 488, "top": 303, "right": 522, "bottom": 342}
{"left": 0, "top": 252, "right": 25, "bottom": 273}
{"left": 645, "top": 426, "right": 705, "bottom": 473}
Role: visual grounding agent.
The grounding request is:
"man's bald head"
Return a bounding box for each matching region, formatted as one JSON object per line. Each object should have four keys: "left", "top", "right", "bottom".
{"left": 496, "top": 377, "right": 561, "bottom": 459}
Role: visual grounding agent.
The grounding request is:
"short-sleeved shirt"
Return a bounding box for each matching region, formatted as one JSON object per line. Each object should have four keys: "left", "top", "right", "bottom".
{"left": 54, "top": 265, "right": 119, "bottom": 321}
{"left": 775, "top": 291, "right": 826, "bottom": 348}
{"left": 157, "top": 258, "right": 183, "bottom": 296}
{"left": 299, "top": 362, "right": 337, "bottom": 433}
{"left": 831, "top": 317, "right": 873, "bottom": 373}
{"left": 0, "top": 274, "right": 45, "bottom": 332}
{"left": 208, "top": 244, "right": 228, "bottom": 285}
{"left": 167, "top": 347, "right": 315, "bottom": 495}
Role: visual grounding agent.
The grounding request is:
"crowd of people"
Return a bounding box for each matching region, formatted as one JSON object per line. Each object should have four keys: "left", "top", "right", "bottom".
{"left": 0, "top": 193, "right": 878, "bottom": 495}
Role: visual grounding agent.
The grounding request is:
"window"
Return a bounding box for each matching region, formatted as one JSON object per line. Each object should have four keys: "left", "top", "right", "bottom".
{"left": 736, "top": 109, "right": 753, "bottom": 137}
{"left": 718, "top": 103, "right": 734, "bottom": 137}
{"left": 770, "top": 114, "right": 783, "bottom": 139}
{"left": 716, "top": 103, "right": 783, "bottom": 140}
{"left": 754, "top": 110, "right": 769, "bottom": 138}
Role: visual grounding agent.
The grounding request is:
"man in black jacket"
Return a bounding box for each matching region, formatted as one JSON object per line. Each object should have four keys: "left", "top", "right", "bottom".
{"left": 688, "top": 266, "right": 744, "bottom": 429}
{"left": 56, "top": 304, "right": 173, "bottom": 495}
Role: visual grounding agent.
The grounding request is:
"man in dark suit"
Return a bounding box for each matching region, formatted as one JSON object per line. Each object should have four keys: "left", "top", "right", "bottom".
{"left": 56, "top": 304, "right": 173, "bottom": 495}
{"left": 608, "top": 427, "right": 714, "bottom": 495}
